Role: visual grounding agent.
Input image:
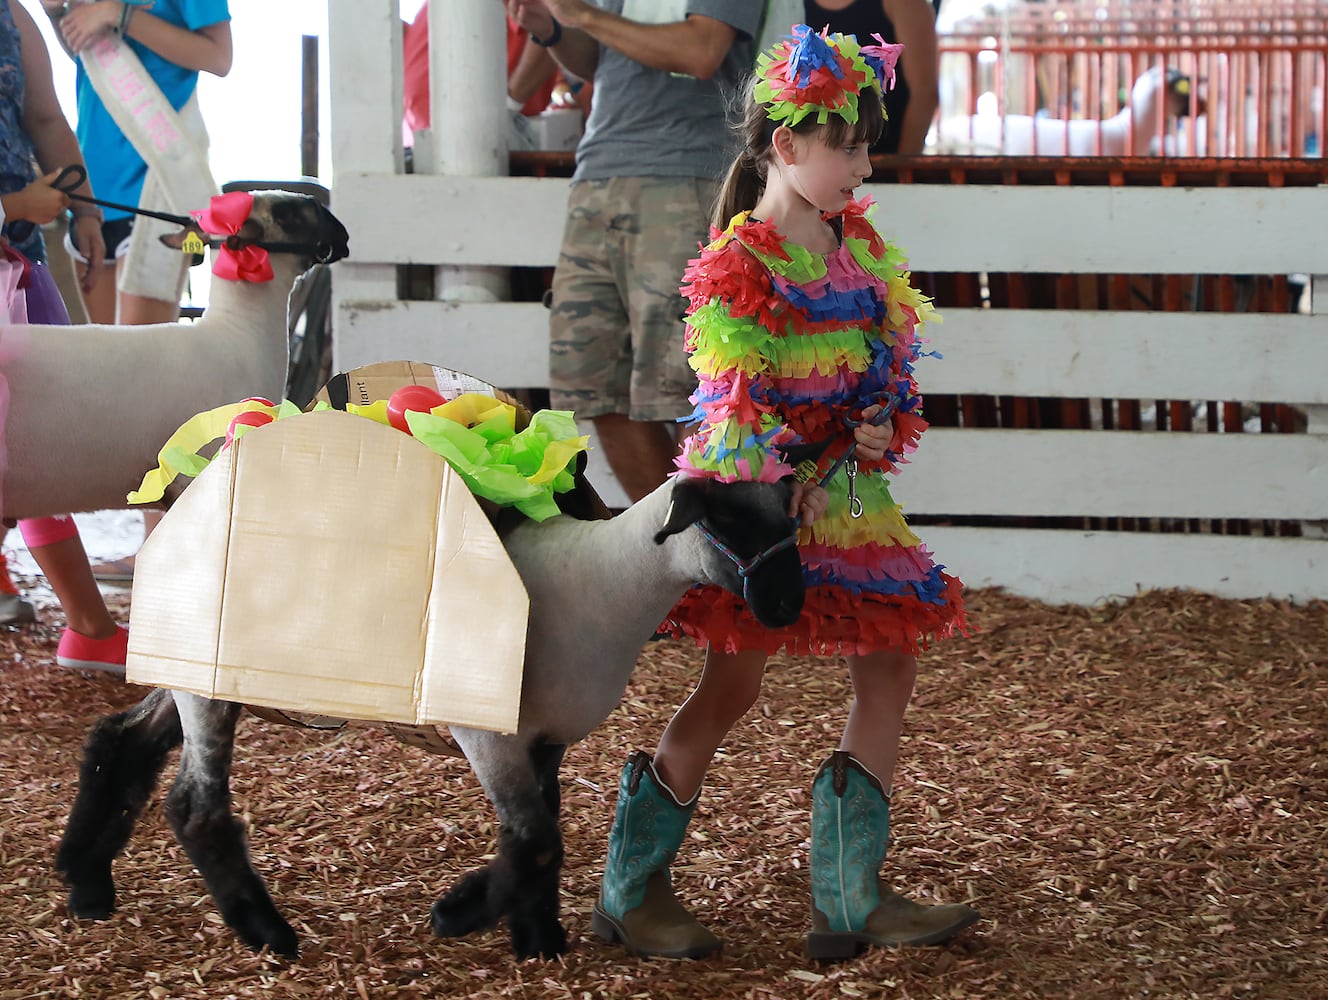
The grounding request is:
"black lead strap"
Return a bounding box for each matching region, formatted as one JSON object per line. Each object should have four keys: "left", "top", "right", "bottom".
{"left": 4, "top": 164, "right": 192, "bottom": 245}
{"left": 7, "top": 164, "right": 342, "bottom": 263}
{"left": 58, "top": 163, "right": 195, "bottom": 226}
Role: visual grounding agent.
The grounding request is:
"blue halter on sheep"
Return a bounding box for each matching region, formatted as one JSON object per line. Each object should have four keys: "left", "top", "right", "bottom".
{"left": 55, "top": 473, "right": 805, "bottom": 960}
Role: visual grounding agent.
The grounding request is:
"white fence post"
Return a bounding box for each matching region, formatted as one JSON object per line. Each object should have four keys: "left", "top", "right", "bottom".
{"left": 328, "top": 0, "right": 402, "bottom": 368}
{"left": 429, "top": 1, "right": 509, "bottom": 304}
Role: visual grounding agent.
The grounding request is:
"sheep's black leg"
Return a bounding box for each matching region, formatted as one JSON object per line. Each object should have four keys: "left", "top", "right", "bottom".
{"left": 534, "top": 741, "right": 565, "bottom": 818}
{"left": 56, "top": 688, "right": 183, "bottom": 919}
{"left": 431, "top": 866, "right": 499, "bottom": 938}
{"left": 433, "top": 735, "right": 568, "bottom": 958}
{"left": 165, "top": 693, "right": 298, "bottom": 959}
{"left": 495, "top": 742, "right": 567, "bottom": 959}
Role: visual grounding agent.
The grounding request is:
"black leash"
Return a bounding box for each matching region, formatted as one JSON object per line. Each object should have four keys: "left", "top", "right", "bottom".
{"left": 793, "top": 396, "right": 900, "bottom": 519}
{"left": 6, "top": 165, "right": 344, "bottom": 263}
{"left": 4, "top": 165, "right": 191, "bottom": 245}
{"left": 58, "top": 164, "right": 195, "bottom": 227}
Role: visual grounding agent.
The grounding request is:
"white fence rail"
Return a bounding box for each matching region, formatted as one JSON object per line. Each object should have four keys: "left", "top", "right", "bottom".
{"left": 327, "top": 0, "right": 1328, "bottom": 604}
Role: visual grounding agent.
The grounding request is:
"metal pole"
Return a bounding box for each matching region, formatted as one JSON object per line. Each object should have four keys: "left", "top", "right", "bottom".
{"left": 301, "top": 35, "right": 319, "bottom": 178}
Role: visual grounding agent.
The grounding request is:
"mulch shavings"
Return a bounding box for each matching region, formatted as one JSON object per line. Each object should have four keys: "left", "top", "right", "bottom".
{"left": 2, "top": 588, "right": 1325, "bottom": 999}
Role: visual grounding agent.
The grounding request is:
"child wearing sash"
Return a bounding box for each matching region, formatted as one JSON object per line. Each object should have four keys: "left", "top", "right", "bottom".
{"left": 43, "top": 0, "right": 231, "bottom": 580}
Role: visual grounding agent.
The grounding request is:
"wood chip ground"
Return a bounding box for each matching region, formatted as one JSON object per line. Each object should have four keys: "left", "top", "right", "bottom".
{"left": 2, "top": 588, "right": 1324, "bottom": 999}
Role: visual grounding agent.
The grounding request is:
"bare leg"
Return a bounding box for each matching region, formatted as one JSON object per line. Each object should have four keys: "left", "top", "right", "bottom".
{"left": 653, "top": 647, "right": 768, "bottom": 801}
{"left": 27, "top": 534, "right": 118, "bottom": 639}
{"left": 592, "top": 414, "right": 679, "bottom": 504}
{"left": 841, "top": 651, "right": 918, "bottom": 790}
{"left": 79, "top": 263, "right": 117, "bottom": 324}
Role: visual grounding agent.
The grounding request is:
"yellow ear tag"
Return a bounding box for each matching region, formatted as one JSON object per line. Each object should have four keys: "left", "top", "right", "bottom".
{"left": 793, "top": 459, "right": 819, "bottom": 484}
{"left": 181, "top": 231, "right": 207, "bottom": 256}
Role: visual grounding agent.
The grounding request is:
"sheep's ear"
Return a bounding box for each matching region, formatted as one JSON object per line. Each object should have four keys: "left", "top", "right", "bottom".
{"left": 160, "top": 222, "right": 206, "bottom": 250}
{"left": 775, "top": 438, "right": 832, "bottom": 471}
{"left": 653, "top": 478, "right": 708, "bottom": 544}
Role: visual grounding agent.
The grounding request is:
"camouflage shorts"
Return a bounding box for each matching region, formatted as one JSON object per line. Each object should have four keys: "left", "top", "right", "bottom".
{"left": 548, "top": 176, "right": 716, "bottom": 421}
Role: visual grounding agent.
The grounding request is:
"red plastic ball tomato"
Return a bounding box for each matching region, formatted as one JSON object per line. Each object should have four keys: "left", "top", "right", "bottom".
{"left": 224, "top": 409, "right": 275, "bottom": 447}
{"left": 386, "top": 384, "right": 445, "bottom": 433}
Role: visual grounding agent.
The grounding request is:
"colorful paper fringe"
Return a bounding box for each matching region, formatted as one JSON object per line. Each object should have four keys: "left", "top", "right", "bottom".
{"left": 754, "top": 24, "right": 904, "bottom": 127}
{"left": 671, "top": 196, "right": 966, "bottom": 654}
{"left": 129, "top": 394, "right": 588, "bottom": 522}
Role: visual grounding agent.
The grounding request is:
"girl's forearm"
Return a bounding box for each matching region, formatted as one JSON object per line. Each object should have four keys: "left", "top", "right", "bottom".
{"left": 122, "top": 9, "right": 233, "bottom": 76}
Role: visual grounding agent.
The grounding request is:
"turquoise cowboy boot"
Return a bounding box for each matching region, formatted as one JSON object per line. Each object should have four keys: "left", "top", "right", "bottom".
{"left": 591, "top": 751, "right": 721, "bottom": 959}
{"left": 807, "top": 751, "right": 980, "bottom": 960}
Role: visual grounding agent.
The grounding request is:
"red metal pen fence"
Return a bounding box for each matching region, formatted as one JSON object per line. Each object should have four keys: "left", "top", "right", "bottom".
{"left": 934, "top": 1, "right": 1328, "bottom": 158}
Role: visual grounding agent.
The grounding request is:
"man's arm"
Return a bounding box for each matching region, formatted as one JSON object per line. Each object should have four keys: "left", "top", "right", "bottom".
{"left": 506, "top": 0, "right": 600, "bottom": 81}
{"left": 508, "top": 31, "right": 557, "bottom": 106}
{"left": 883, "top": 0, "right": 938, "bottom": 154}
{"left": 513, "top": 0, "right": 739, "bottom": 81}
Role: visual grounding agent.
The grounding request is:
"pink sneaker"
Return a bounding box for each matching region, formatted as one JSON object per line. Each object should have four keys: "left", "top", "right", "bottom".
{"left": 56, "top": 625, "right": 128, "bottom": 675}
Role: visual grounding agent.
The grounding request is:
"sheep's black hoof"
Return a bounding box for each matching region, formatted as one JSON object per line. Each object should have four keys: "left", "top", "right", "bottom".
{"left": 431, "top": 869, "right": 496, "bottom": 938}
{"left": 228, "top": 902, "right": 299, "bottom": 959}
{"left": 511, "top": 917, "right": 568, "bottom": 960}
{"left": 66, "top": 872, "right": 116, "bottom": 920}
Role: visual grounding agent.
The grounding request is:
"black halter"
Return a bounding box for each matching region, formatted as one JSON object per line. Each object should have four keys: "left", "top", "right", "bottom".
{"left": 696, "top": 517, "right": 800, "bottom": 604}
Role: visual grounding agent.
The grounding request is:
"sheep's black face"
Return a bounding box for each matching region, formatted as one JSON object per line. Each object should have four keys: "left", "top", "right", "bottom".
{"left": 657, "top": 478, "right": 805, "bottom": 628}
{"left": 260, "top": 192, "right": 351, "bottom": 265}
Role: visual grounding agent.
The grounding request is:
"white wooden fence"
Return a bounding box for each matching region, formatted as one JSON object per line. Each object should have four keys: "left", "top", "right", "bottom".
{"left": 327, "top": 0, "right": 1328, "bottom": 604}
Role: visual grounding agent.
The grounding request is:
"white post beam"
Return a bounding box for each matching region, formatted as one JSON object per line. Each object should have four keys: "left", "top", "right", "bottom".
{"left": 429, "top": 0, "right": 509, "bottom": 303}
{"left": 328, "top": 0, "right": 402, "bottom": 368}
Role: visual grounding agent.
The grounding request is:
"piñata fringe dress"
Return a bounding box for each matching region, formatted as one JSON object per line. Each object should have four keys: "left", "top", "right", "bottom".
{"left": 663, "top": 199, "right": 968, "bottom": 656}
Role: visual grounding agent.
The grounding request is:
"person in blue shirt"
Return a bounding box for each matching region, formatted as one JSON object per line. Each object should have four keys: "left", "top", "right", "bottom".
{"left": 43, "top": 0, "right": 231, "bottom": 327}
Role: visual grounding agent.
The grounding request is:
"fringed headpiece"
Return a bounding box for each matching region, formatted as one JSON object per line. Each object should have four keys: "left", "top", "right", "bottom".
{"left": 754, "top": 24, "right": 904, "bottom": 127}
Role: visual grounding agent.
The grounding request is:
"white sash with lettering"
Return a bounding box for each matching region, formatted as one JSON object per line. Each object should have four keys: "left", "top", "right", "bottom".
{"left": 76, "top": 10, "right": 219, "bottom": 302}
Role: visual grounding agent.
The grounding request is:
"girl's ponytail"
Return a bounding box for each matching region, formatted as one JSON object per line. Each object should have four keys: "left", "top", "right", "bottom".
{"left": 712, "top": 77, "right": 777, "bottom": 229}
{"left": 712, "top": 151, "right": 765, "bottom": 230}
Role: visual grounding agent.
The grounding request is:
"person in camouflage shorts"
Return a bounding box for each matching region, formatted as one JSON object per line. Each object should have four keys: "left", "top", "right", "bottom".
{"left": 505, "top": 0, "right": 761, "bottom": 503}
{"left": 549, "top": 176, "right": 714, "bottom": 424}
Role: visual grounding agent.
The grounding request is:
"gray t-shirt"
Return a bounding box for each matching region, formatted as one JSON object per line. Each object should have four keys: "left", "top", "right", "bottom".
{"left": 572, "top": 0, "right": 762, "bottom": 182}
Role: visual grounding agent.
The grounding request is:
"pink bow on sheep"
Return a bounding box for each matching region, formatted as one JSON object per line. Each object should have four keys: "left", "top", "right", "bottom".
{"left": 191, "top": 191, "right": 274, "bottom": 283}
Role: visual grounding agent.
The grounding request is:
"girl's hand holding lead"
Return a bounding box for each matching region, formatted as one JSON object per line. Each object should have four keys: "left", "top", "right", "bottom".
{"left": 853, "top": 403, "right": 894, "bottom": 463}
{"left": 790, "top": 481, "right": 829, "bottom": 527}
{"left": 7, "top": 172, "right": 70, "bottom": 225}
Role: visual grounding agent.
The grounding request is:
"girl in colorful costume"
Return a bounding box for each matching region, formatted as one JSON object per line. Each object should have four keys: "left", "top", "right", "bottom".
{"left": 592, "top": 25, "right": 976, "bottom": 960}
